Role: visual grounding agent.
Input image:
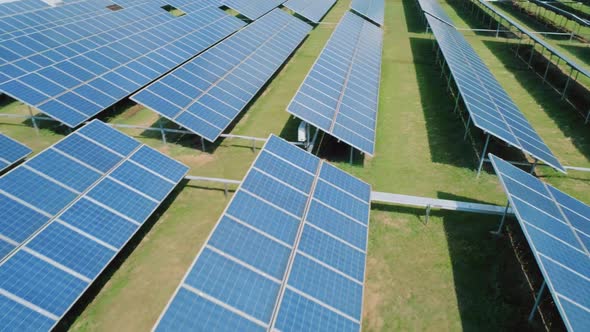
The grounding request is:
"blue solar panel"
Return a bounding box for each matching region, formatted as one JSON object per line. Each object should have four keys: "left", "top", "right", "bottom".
{"left": 132, "top": 9, "right": 312, "bottom": 142}
{"left": 222, "top": 0, "right": 284, "bottom": 20}
{"left": 154, "top": 134, "right": 370, "bottom": 330}
{"left": 0, "top": 120, "right": 188, "bottom": 330}
{"left": 0, "top": 1, "right": 245, "bottom": 127}
{"left": 283, "top": 0, "right": 337, "bottom": 23}
{"left": 490, "top": 154, "right": 590, "bottom": 331}
{"left": 420, "top": 1, "right": 565, "bottom": 173}
{"left": 351, "top": 0, "right": 385, "bottom": 25}
{"left": 287, "top": 12, "right": 383, "bottom": 155}
{"left": 0, "top": 133, "right": 31, "bottom": 173}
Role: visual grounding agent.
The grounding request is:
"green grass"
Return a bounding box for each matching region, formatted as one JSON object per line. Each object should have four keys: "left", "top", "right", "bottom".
{"left": 1, "top": 0, "right": 589, "bottom": 330}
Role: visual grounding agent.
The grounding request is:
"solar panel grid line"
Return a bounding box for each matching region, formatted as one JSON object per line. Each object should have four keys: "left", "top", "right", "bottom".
{"left": 48, "top": 146, "right": 104, "bottom": 176}
{"left": 304, "top": 221, "right": 366, "bottom": 254}
{"left": 105, "top": 175, "right": 160, "bottom": 204}
{"left": 3, "top": 8, "right": 218, "bottom": 98}
{"left": 263, "top": 149, "right": 317, "bottom": 177}
{"left": 151, "top": 136, "right": 287, "bottom": 331}
{"left": 0, "top": 133, "right": 31, "bottom": 172}
{"left": 268, "top": 157, "right": 324, "bottom": 330}
{"left": 83, "top": 196, "right": 142, "bottom": 226}
{"left": 21, "top": 164, "right": 81, "bottom": 194}
{"left": 0, "top": 189, "right": 53, "bottom": 218}
{"left": 283, "top": 0, "right": 337, "bottom": 23}
{"left": 252, "top": 166, "right": 311, "bottom": 197}
{"left": 424, "top": 13, "right": 565, "bottom": 173}
{"left": 54, "top": 218, "right": 118, "bottom": 252}
{"left": 126, "top": 159, "right": 176, "bottom": 185}
{"left": 239, "top": 188, "right": 302, "bottom": 221}
{"left": 222, "top": 0, "right": 285, "bottom": 20}
{"left": 132, "top": 9, "right": 311, "bottom": 142}
{"left": 1, "top": 5, "right": 245, "bottom": 127}
{"left": 225, "top": 214, "right": 294, "bottom": 249}
{"left": 0, "top": 233, "right": 19, "bottom": 247}
{"left": 284, "top": 283, "right": 362, "bottom": 323}
{"left": 205, "top": 244, "right": 284, "bottom": 284}
{"left": 295, "top": 249, "right": 363, "bottom": 285}
{"left": 489, "top": 154, "right": 590, "bottom": 331}
{"left": 180, "top": 282, "right": 269, "bottom": 329}
{"left": 0, "top": 136, "right": 142, "bottom": 262}
{"left": 0, "top": 123, "right": 189, "bottom": 331}
{"left": 541, "top": 182, "right": 590, "bottom": 256}
{"left": 312, "top": 196, "right": 368, "bottom": 227}
{"left": 317, "top": 177, "right": 369, "bottom": 205}
{"left": 0, "top": 287, "right": 59, "bottom": 321}
{"left": 350, "top": 0, "right": 385, "bottom": 26}
{"left": 20, "top": 246, "right": 92, "bottom": 282}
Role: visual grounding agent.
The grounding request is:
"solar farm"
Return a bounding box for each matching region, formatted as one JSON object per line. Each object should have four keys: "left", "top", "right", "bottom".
{"left": 0, "top": 0, "right": 589, "bottom": 331}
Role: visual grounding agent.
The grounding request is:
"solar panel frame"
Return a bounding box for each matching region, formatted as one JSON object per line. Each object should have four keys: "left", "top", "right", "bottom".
{"left": 283, "top": 0, "right": 338, "bottom": 24}
{"left": 0, "top": 1, "right": 246, "bottom": 128}
{"left": 0, "top": 133, "right": 32, "bottom": 173}
{"left": 419, "top": 1, "right": 565, "bottom": 173}
{"left": 221, "top": 0, "right": 285, "bottom": 20}
{"left": 350, "top": 0, "right": 385, "bottom": 26}
{"left": 0, "top": 120, "right": 189, "bottom": 330}
{"left": 490, "top": 154, "right": 590, "bottom": 331}
{"left": 286, "top": 12, "right": 383, "bottom": 155}
{"left": 132, "top": 9, "right": 312, "bottom": 143}
{"left": 153, "top": 134, "right": 371, "bottom": 330}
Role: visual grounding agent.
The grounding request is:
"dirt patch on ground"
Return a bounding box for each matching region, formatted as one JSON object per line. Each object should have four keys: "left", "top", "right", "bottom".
{"left": 121, "top": 104, "right": 144, "bottom": 119}
{"left": 377, "top": 213, "right": 411, "bottom": 230}
{"left": 176, "top": 152, "right": 216, "bottom": 167}
{"left": 364, "top": 257, "right": 385, "bottom": 331}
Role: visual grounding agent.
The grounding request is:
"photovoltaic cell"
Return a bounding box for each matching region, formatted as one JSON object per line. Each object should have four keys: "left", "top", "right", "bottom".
{"left": 351, "top": 0, "right": 385, "bottom": 26}
{"left": 154, "top": 134, "right": 370, "bottom": 330}
{"left": 0, "top": 1, "right": 245, "bottom": 127}
{"left": 490, "top": 154, "right": 590, "bottom": 331}
{"left": 0, "top": 133, "right": 31, "bottom": 173}
{"left": 287, "top": 12, "right": 382, "bottom": 155}
{"left": 283, "top": 0, "right": 337, "bottom": 24}
{"left": 419, "top": 0, "right": 565, "bottom": 173}
{"left": 132, "top": 9, "right": 311, "bottom": 142}
{"left": 221, "top": 0, "right": 285, "bottom": 20}
{"left": 0, "top": 120, "right": 188, "bottom": 330}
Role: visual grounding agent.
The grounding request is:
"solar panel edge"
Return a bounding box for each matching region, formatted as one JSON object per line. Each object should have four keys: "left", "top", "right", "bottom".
{"left": 423, "top": 14, "right": 565, "bottom": 174}
{"left": 488, "top": 154, "right": 583, "bottom": 332}
{"left": 151, "top": 134, "right": 286, "bottom": 331}
{"left": 44, "top": 147, "right": 189, "bottom": 331}
{"left": 0, "top": 121, "right": 189, "bottom": 331}
{"left": 0, "top": 133, "right": 32, "bottom": 172}
{"left": 283, "top": 0, "right": 338, "bottom": 24}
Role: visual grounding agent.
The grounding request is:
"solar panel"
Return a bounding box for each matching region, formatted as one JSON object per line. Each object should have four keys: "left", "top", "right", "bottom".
{"left": 132, "top": 9, "right": 312, "bottom": 142}
{"left": 0, "top": 133, "right": 31, "bottom": 173}
{"left": 221, "top": 0, "right": 285, "bottom": 20}
{"left": 350, "top": 0, "right": 385, "bottom": 26}
{"left": 0, "top": 0, "right": 245, "bottom": 127}
{"left": 489, "top": 154, "right": 590, "bottom": 331}
{"left": 154, "top": 134, "right": 371, "bottom": 331}
{"left": 0, "top": 120, "right": 189, "bottom": 331}
{"left": 286, "top": 12, "right": 383, "bottom": 155}
{"left": 420, "top": 1, "right": 565, "bottom": 173}
{"left": 283, "top": 0, "right": 337, "bottom": 24}
{"left": 417, "top": 0, "right": 453, "bottom": 24}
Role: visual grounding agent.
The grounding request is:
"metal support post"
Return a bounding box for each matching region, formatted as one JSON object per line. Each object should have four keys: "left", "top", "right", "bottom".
{"left": 453, "top": 95, "right": 460, "bottom": 113}
{"left": 528, "top": 281, "right": 547, "bottom": 322}
{"left": 349, "top": 146, "right": 354, "bottom": 165}
{"left": 542, "top": 54, "right": 552, "bottom": 83}
{"left": 496, "top": 21, "right": 500, "bottom": 38}
{"left": 158, "top": 118, "right": 167, "bottom": 145}
{"left": 27, "top": 106, "right": 39, "bottom": 135}
{"left": 464, "top": 117, "right": 471, "bottom": 140}
{"left": 307, "top": 127, "right": 320, "bottom": 153}
{"left": 251, "top": 138, "right": 256, "bottom": 152}
{"left": 561, "top": 67, "right": 574, "bottom": 100}
{"left": 223, "top": 183, "right": 228, "bottom": 197}
{"left": 425, "top": 204, "right": 432, "bottom": 225}
{"left": 477, "top": 134, "right": 491, "bottom": 177}
{"left": 200, "top": 137, "right": 206, "bottom": 152}
{"left": 492, "top": 202, "right": 511, "bottom": 235}
{"left": 527, "top": 45, "right": 535, "bottom": 68}
{"left": 585, "top": 110, "right": 590, "bottom": 125}
{"left": 530, "top": 159, "right": 538, "bottom": 174}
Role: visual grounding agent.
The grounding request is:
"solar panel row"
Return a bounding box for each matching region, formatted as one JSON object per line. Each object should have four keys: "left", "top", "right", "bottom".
{"left": 155, "top": 134, "right": 371, "bottom": 331}
{"left": 132, "top": 9, "right": 312, "bottom": 142}
{"left": 287, "top": 12, "right": 383, "bottom": 155}
{"left": 0, "top": 0, "right": 54, "bottom": 19}
{"left": 0, "top": 133, "right": 32, "bottom": 173}
{"left": 422, "top": 6, "right": 565, "bottom": 173}
{"left": 0, "top": 1, "right": 245, "bottom": 127}
{"left": 0, "top": 120, "right": 189, "bottom": 331}
{"left": 350, "top": 0, "right": 385, "bottom": 26}
{"left": 283, "top": 0, "right": 337, "bottom": 24}
{"left": 221, "top": 0, "right": 285, "bottom": 20}
{"left": 0, "top": 0, "right": 115, "bottom": 38}
{"left": 417, "top": 0, "right": 453, "bottom": 24}
{"left": 490, "top": 154, "right": 590, "bottom": 332}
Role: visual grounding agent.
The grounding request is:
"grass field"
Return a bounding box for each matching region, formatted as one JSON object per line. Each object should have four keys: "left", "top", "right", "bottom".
{"left": 1, "top": 0, "right": 590, "bottom": 330}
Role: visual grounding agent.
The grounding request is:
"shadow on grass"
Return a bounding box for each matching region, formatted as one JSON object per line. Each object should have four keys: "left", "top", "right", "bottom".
{"left": 482, "top": 39, "right": 590, "bottom": 161}
{"left": 408, "top": 36, "right": 477, "bottom": 170}
{"left": 560, "top": 43, "right": 590, "bottom": 67}
{"left": 438, "top": 192, "right": 558, "bottom": 331}
{"left": 402, "top": 0, "right": 427, "bottom": 33}
{"left": 56, "top": 180, "right": 189, "bottom": 331}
